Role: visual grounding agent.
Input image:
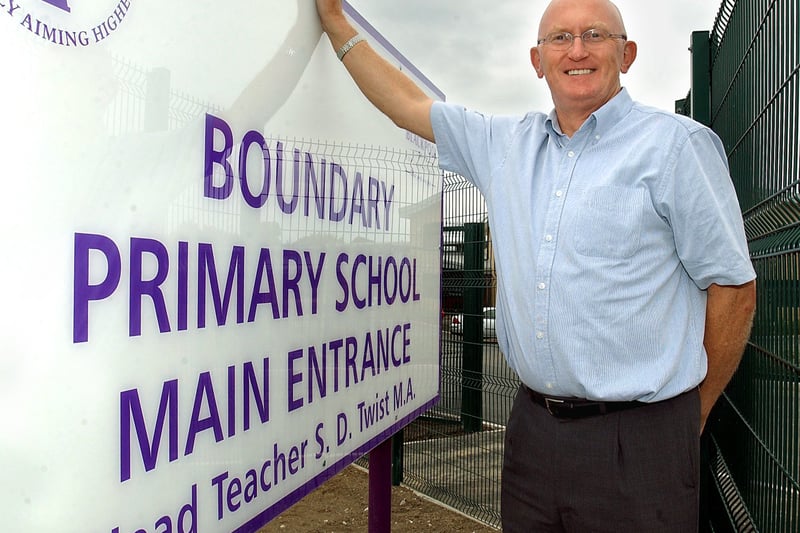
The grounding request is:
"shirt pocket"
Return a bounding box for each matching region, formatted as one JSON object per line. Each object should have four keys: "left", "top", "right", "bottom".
{"left": 573, "top": 186, "right": 644, "bottom": 259}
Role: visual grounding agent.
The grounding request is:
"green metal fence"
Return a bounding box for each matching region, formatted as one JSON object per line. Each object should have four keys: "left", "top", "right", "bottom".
{"left": 387, "top": 171, "right": 511, "bottom": 528}
{"left": 397, "top": 1, "right": 800, "bottom": 528}
{"left": 359, "top": 2, "right": 800, "bottom": 530}
{"left": 697, "top": 0, "right": 800, "bottom": 531}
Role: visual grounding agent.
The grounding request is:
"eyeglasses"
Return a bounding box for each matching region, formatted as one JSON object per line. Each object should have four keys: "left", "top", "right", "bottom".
{"left": 537, "top": 28, "right": 627, "bottom": 50}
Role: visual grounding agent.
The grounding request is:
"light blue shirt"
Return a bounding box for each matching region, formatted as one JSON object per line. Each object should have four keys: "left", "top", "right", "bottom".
{"left": 431, "top": 89, "right": 756, "bottom": 402}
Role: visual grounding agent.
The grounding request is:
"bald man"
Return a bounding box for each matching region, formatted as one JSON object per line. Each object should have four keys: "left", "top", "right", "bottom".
{"left": 316, "top": 1, "right": 756, "bottom": 530}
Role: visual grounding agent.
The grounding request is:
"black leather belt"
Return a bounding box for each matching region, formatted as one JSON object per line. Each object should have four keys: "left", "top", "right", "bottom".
{"left": 525, "top": 386, "right": 645, "bottom": 419}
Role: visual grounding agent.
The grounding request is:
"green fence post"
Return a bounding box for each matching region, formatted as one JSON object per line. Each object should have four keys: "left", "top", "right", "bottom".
{"left": 462, "top": 222, "right": 485, "bottom": 433}
{"left": 690, "top": 30, "right": 711, "bottom": 126}
{"left": 690, "top": 29, "right": 712, "bottom": 530}
{"left": 391, "top": 429, "right": 403, "bottom": 486}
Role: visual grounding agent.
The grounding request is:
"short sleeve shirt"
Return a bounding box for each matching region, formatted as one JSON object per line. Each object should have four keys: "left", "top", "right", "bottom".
{"left": 431, "top": 89, "right": 756, "bottom": 402}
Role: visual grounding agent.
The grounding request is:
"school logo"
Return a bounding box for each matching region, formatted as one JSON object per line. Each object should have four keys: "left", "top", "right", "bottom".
{"left": 2, "top": 0, "right": 132, "bottom": 47}
{"left": 41, "top": 0, "right": 71, "bottom": 13}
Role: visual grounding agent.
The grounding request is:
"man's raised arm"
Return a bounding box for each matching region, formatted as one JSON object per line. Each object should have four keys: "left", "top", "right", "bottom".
{"left": 316, "top": 0, "right": 435, "bottom": 142}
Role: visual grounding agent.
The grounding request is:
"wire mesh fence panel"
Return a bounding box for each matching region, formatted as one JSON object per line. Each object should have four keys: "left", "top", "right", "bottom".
{"left": 389, "top": 171, "right": 517, "bottom": 529}
{"left": 704, "top": 0, "right": 800, "bottom": 531}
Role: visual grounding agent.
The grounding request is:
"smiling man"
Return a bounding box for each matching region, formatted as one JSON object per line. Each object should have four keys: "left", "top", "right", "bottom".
{"left": 531, "top": 0, "right": 635, "bottom": 135}
{"left": 316, "top": 0, "right": 756, "bottom": 531}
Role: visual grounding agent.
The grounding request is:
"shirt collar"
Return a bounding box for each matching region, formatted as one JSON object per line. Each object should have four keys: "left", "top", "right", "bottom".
{"left": 544, "top": 88, "right": 634, "bottom": 143}
{"left": 545, "top": 109, "right": 565, "bottom": 143}
{"left": 591, "top": 87, "right": 633, "bottom": 136}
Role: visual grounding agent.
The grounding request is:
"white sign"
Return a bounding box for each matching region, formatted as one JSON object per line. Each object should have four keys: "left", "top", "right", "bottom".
{"left": 0, "top": 1, "right": 442, "bottom": 531}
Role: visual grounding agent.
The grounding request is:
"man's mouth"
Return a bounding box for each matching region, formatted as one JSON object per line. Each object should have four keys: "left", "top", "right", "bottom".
{"left": 567, "top": 69, "right": 594, "bottom": 76}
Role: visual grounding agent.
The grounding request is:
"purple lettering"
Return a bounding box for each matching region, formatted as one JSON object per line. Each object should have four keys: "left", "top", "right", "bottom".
{"left": 227, "top": 477, "right": 243, "bottom": 513}
{"left": 239, "top": 130, "right": 270, "bottom": 208}
{"left": 211, "top": 472, "right": 229, "bottom": 520}
{"left": 381, "top": 181, "right": 395, "bottom": 231}
{"left": 308, "top": 345, "right": 326, "bottom": 404}
{"left": 384, "top": 256, "right": 398, "bottom": 305}
{"left": 349, "top": 172, "right": 365, "bottom": 226}
{"left": 184, "top": 372, "right": 223, "bottom": 456}
{"left": 19, "top": 13, "right": 32, "bottom": 31}
{"left": 403, "top": 323, "right": 412, "bottom": 363}
{"left": 35, "top": 20, "right": 57, "bottom": 43}
{"left": 413, "top": 258, "right": 421, "bottom": 301}
{"left": 120, "top": 380, "right": 178, "bottom": 482}
{"left": 73, "top": 232, "right": 121, "bottom": 343}
{"left": 345, "top": 336, "right": 359, "bottom": 388}
{"left": 92, "top": 21, "right": 109, "bottom": 43}
{"left": 178, "top": 241, "right": 188, "bottom": 331}
{"left": 287, "top": 349, "right": 304, "bottom": 412}
{"left": 304, "top": 251, "right": 325, "bottom": 315}
{"left": 335, "top": 253, "right": 349, "bottom": 312}
{"left": 198, "top": 244, "right": 245, "bottom": 328}
{"left": 5, "top": 1, "right": 21, "bottom": 16}
{"left": 204, "top": 114, "right": 235, "bottom": 200}
{"left": 351, "top": 254, "right": 367, "bottom": 309}
{"left": 248, "top": 248, "right": 280, "bottom": 321}
{"left": 282, "top": 250, "right": 303, "bottom": 318}
{"left": 376, "top": 328, "right": 390, "bottom": 370}
{"left": 391, "top": 324, "right": 403, "bottom": 366}
{"left": 227, "top": 365, "right": 236, "bottom": 439}
{"left": 112, "top": 0, "right": 129, "bottom": 24}
{"left": 129, "top": 237, "right": 171, "bottom": 337}
{"left": 243, "top": 358, "right": 269, "bottom": 430}
{"left": 399, "top": 257, "right": 412, "bottom": 303}
{"left": 276, "top": 146, "right": 299, "bottom": 214}
{"left": 367, "top": 176, "right": 380, "bottom": 229}
{"left": 360, "top": 332, "right": 375, "bottom": 381}
{"left": 368, "top": 255, "right": 382, "bottom": 307}
{"left": 328, "top": 163, "right": 347, "bottom": 222}
{"left": 329, "top": 338, "right": 344, "bottom": 392}
{"left": 304, "top": 154, "right": 325, "bottom": 218}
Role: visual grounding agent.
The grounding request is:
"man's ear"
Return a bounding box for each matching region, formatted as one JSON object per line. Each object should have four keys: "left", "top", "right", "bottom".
{"left": 620, "top": 40, "right": 637, "bottom": 73}
{"left": 530, "top": 46, "right": 544, "bottom": 78}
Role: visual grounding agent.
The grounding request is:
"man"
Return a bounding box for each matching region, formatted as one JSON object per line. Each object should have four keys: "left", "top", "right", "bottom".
{"left": 316, "top": 0, "right": 757, "bottom": 531}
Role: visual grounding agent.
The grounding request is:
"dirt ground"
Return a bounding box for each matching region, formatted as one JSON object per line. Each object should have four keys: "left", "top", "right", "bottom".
{"left": 257, "top": 465, "right": 498, "bottom": 532}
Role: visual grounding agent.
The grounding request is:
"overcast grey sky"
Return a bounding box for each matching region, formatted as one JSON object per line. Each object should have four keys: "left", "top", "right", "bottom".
{"left": 347, "top": 0, "right": 721, "bottom": 115}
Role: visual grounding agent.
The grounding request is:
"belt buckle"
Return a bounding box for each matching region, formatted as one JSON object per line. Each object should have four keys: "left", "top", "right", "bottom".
{"left": 545, "top": 397, "right": 565, "bottom": 416}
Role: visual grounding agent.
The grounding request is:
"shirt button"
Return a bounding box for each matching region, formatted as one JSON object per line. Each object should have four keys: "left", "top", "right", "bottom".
{"left": 537, "top": 282, "right": 546, "bottom": 290}
{"left": 536, "top": 331, "right": 545, "bottom": 340}
{"left": 567, "top": 151, "right": 575, "bottom": 158}
{"left": 555, "top": 190, "right": 563, "bottom": 198}
{"left": 546, "top": 383, "right": 554, "bottom": 390}
{"left": 545, "top": 235, "right": 553, "bottom": 242}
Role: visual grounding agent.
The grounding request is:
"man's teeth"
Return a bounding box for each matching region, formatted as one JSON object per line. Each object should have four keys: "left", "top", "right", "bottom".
{"left": 568, "top": 69, "right": 593, "bottom": 75}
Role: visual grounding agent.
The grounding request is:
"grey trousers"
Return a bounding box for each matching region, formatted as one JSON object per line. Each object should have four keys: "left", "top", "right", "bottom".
{"left": 501, "top": 385, "right": 700, "bottom": 533}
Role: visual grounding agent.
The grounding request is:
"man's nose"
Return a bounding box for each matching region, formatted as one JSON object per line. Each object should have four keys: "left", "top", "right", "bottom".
{"left": 568, "top": 36, "right": 589, "bottom": 59}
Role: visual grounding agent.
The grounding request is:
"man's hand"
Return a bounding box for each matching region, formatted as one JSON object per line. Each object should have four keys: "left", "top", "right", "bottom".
{"left": 316, "top": 0, "right": 350, "bottom": 41}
